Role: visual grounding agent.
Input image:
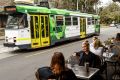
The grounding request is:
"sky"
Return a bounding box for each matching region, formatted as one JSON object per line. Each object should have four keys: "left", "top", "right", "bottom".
{"left": 100, "top": 0, "right": 113, "bottom": 6}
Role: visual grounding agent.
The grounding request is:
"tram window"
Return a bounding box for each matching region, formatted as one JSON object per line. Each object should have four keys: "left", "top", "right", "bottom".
{"left": 83, "top": 18, "right": 86, "bottom": 31}
{"left": 24, "top": 15, "right": 28, "bottom": 28}
{"left": 45, "top": 16, "right": 49, "bottom": 37}
{"left": 30, "top": 16, "right": 35, "bottom": 38}
{"left": 35, "top": 16, "right": 39, "bottom": 38}
{"left": 56, "top": 21, "right": 63, "bottom": 26}
{"left": 19, "top": 14, "right": 28, "bottom": 28}
{"left": 41, "top": 16, "right": 45, "bottom": 38}
{"left": 56, "top": 16, "right": 63, "bottom": 26}
{"left": 73, "top": 17, "right": 78, "bottom": 25}
{"left": 6, "top": 13, "right": 28, "bottom": 29}
{"left": 65, "top": 16, "right": 71, "bottom": 25}
{"left": 50, "top": 15, "right": 54, "bottom": 17}
{"left": 80, "top": 18, "right": 83, "bottom": 32}
{"left": 92, "top": 18, "right": 95, "bottom": 24}
{"left": 87, "top": 18, "right": 92, "bottom": 25}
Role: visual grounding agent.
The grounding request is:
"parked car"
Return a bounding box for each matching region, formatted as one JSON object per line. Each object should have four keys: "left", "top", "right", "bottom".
{"left": 116, "top": 23, "right": 120, "bottom": 28}
{"left": 109, "top": 23, "right": 115, "bottom": 27}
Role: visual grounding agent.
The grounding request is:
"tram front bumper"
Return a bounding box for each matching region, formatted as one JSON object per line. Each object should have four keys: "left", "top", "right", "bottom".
{"left": 3, "top": 43, "right": 16, "bottom": 47}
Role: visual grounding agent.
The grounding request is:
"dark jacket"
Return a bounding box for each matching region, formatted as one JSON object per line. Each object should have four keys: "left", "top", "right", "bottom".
{"left": 51, "top": 67, "right": 77, "bottom": 80}
{"left": 78, "top": 51, "right": 101, "bottom": 68}
{"left": 36, "top": 67, "right": 77, "bottom": 80}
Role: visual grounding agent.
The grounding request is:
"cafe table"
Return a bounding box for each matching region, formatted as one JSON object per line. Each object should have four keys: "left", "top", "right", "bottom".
{"left": 69, "top": 65, "right": 99, "bottom": 80}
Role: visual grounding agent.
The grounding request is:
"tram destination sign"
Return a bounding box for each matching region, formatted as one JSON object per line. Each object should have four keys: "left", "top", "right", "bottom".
{"left": 4, "top": 6, "right": 16, "bottom": 12}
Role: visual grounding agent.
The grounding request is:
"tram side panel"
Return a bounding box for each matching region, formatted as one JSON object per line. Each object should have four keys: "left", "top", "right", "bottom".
{"left": 49, "top": 15, "right": 66, "bottom": 45}
{"left": 49, "top": 15, "right": 82, "bottom": 45}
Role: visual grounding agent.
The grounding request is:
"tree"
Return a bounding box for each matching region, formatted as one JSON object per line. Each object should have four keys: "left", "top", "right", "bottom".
{"left": 113, "top": 0, "right": 120, "bottom": 2}
{"left": 99, "top": 2, "right": 120, "bottom": 24}
{"left": 58, "top": 0, "right": 100, "bottom": 13}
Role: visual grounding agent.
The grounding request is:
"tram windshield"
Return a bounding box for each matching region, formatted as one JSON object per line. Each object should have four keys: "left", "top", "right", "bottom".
{"left": 6, "top": 13, "right": 28, "bottom": 29}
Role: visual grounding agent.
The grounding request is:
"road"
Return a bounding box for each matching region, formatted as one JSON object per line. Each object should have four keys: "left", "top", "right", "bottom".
{"left": 0, "top": 27, "right": 119, "bottom": 80}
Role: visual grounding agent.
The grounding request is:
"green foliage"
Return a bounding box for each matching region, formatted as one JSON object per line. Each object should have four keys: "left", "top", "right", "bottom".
{"left": 113, "top": 0, "right": 120, "bottom": 2}
{"left": 55, "top": 0, "right": 100, "bottom": 13}
{"left": 99, "top": 2, "right": 120, "bottom": 24}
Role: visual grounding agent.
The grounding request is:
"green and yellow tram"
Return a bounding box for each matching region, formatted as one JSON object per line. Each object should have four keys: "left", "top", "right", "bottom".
{"left": 3, "top": 4, "right": 100, "bottom": 49}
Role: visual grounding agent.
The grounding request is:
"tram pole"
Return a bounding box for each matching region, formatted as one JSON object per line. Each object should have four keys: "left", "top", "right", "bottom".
{"left": 77, "top": 0, "right": 78, "bottom": 10}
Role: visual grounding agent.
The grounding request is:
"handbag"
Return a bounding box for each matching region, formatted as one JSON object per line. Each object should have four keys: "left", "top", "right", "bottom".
{"left": 36, "top": 66, "right": 54, "bottom": 80}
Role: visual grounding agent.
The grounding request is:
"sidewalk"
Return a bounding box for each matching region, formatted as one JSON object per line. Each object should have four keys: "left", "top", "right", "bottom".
{"left": 0, "top": 28, "right": 5, "bottom": 40}
{"left": 0, "top": 36, "right": 4, "bottom": 40}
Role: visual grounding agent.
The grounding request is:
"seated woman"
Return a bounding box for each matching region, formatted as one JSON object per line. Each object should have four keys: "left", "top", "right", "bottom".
{"left": 35, "top": 52, "right": 77, "bottom": 80}
{"left": 90, "top": 39, "right": 104, "bottom": 57}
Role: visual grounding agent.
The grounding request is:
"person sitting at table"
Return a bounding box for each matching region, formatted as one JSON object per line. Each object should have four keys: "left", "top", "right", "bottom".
{"left": 91, "top": 36, "right": 103, "bottom": 46}
{"left": 78, "top": 41, "right": 105, "bottom": 80}
{"left": 90, "top": 39, "right": 104, "bottom": 57}
{"left": 66, "top": 40, "right": 89, "bottom": 66}
{"left": 110, "top": 33, "right": 120, "bottom": 61}
{"left": 77, "top": 41, "right": 101, "bottom": 68}
{"left": 35, "top": 52, "right": 77, "bottom": 80}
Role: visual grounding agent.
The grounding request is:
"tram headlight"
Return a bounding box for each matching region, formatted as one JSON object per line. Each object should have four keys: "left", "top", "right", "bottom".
{"left": 13, "top": 37, "right": 16, "bottom": 42}
{"left": 6, "top": 37, "right": 8, "bottom": 42}
{"left": 6, "top": 36, "right": 8, "bottom": 39}
{"left": 6, "top": 39, "right": 8, "bottom": 42}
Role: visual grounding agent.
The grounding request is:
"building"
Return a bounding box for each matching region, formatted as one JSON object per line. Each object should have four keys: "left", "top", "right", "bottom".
{"left": 0, "top": 0, "right": 14, "bottom": 28}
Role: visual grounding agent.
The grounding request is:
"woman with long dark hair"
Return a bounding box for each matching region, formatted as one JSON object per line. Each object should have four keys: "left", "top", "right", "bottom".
{"left": 35, "top": 52, "right": 77, "bottom": 80}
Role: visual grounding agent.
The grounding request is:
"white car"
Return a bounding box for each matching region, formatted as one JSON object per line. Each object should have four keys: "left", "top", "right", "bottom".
{"left": 109, "top": 23, "right": 115, "bottom": 27}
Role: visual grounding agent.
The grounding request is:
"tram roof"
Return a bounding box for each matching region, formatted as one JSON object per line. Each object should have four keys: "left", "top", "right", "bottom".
{"left": 15, "top": 5, "right": 100, "bottom": 18}
{"left": 16, "top": 5, "right": 70, "bottom": 15}
{"left": 16, "top": 5, "right": 51, "bottom": 13}
{"left": 50, "top": 8, "right": 71, "bottom": 15}
{"left": 93, "top": 14, "right": 100, "bottom": 19}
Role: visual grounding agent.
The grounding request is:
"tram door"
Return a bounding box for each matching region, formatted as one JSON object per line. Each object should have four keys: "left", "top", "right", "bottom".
{"left": 40, "top": 15, "right": 50, "bottom": 47}
{"left": 80, "top": 17, "right": 86, "bottom": 38}
{"left": 30, "top": 15, "right": 50, "bottom": 48}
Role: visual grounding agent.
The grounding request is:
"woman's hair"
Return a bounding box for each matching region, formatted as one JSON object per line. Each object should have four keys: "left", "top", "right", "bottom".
{"left": 93, "top": 36, "right": 98, "bottom": 41}
{"left": 93, "top": 39, "right": 102, "bottom": 49}
{"left": 50, "top": 52, "right": 65, "bottom": 74}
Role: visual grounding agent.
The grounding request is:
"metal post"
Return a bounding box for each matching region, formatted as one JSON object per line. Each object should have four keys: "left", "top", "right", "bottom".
{"left": 85, "top": 0, "right": 87, "bottom": 12}
{"left": 77, "top": 0, "right": 78, "bottom": 10}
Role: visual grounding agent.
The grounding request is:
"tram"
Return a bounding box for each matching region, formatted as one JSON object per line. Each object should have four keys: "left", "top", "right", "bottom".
{"left": 3, "top": 3, "right": 100, "bottom": 49}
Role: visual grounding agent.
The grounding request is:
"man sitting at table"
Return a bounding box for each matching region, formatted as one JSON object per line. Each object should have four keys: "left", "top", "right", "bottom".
{"left": 77, "top": 41, "right": 101, "bottom": 68}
